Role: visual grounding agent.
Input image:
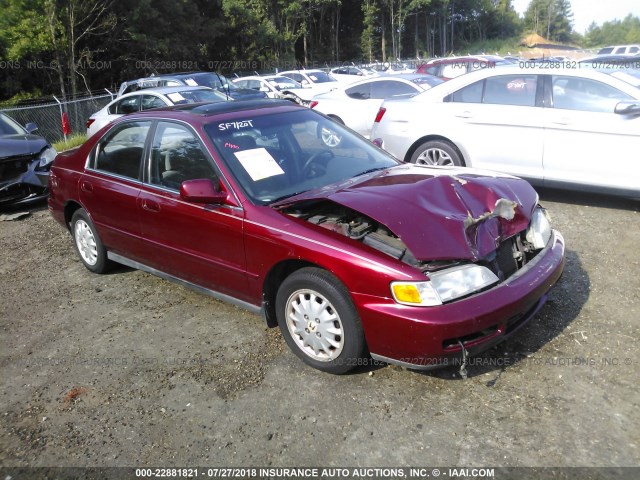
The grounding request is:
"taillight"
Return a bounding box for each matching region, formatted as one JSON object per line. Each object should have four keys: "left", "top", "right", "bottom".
{"left": 309, "top": 101, "right": 318, "bottom": 109}
{"left": 374, "top": 107, "right": 386, "bottom": 123}
{"left": 86, "top": 118, "right": 95, "bottom": 129}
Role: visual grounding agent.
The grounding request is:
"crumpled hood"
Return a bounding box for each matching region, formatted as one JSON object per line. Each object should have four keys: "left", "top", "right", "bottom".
{"left": 0, "top": 134, "right": 48, "bottom": 160}
{"left": 279, "top": 164, "right": 539, "bottom": 261}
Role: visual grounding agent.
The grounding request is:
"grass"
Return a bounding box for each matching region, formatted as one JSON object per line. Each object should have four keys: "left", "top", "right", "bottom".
{"left": 53, "top": 133, "right": 87, "bottom": 152}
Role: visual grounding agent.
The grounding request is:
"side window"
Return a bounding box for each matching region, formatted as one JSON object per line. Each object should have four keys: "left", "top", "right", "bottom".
{"left": 370, "top": 80, "right": 417, "bottom": 99}
{"left": 93, "top": 121, "right": 151, "bottom": 179}
{"left": 142, "top": 95, "right": 167, "bottom": 110}
{"left": 112, "top": 96, "right": 141, "bottom": 114}
{"left": 629, "top": 46, "right": 639, "bottom": 54}
{"left": 345, "top": 83, "right": 371, "bottom": 100}
{"left": 483, "top": 75, "right": 537, "bottom": 106}
{"left": 451, "top": 80, "right": 483, "bottom": 103}
{"left": 425, "top": 66, "right": 439, "bottom": 76}
{"left": 285, "top": 73, "right": 303, "bottom": 83}
{"left": 552, "top": 76, "right": 633, "bottom": 112}
{"left": 150, "top": 122, "right": 217, "bottom": 190}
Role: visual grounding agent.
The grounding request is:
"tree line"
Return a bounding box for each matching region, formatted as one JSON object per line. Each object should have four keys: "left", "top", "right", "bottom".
{"left": 0, "top": 0, "right": 637, "bottom": 102}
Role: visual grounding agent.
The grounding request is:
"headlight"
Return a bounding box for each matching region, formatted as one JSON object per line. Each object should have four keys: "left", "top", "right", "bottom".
{"left": 526, "top": 207, "right": 552, "bottom": 250}
{"left": 391, "top": 265, "right": 499, "bottom": 306}
{"left": 38, "top": 146, "right": 57, "bottom": 168}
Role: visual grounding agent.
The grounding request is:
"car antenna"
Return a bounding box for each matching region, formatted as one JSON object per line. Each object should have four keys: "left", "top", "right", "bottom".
{"left": 214, "top": 71, "right": 231, "bottom": 100}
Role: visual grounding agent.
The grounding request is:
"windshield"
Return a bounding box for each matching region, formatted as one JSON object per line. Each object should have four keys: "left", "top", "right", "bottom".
{"left": 607, "top": 69, "right": 640, "bottom": 87}
{"left": 0, "top": 113, "right": 27, "bottom": 136}
{"left": 169, "top": 89, "right": 229, "bottom": 104}
{"left": 266, "top": 77, "right": 302, "bottom": 90}
{"left": 181, "top": 73, "right": 240, "bottom": 92}
{"left": 205, "top": 109, "right": 398, "bottom": 205}
{"left": 306, "top": 71, "right": 337, "bottom": 84}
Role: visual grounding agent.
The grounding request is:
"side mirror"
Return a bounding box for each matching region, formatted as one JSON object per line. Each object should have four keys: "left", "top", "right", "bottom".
{"left": 614, "top": 101, "right": 640, "bottom": 116}
{"left": 180, "top": 178, "right": 229, "bottom": 204}
{"left": 25, "top": 122, "right": 38, "bottom": 133}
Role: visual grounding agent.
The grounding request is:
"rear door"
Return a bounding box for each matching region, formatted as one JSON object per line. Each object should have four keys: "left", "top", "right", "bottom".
{"left": 80, "top": 121, "right": 151, "bottom": 261}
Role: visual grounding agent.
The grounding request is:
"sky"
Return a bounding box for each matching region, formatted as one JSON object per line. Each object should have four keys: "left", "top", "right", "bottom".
{"left": 512, "top": 0, "right": 640, "bottom": 34}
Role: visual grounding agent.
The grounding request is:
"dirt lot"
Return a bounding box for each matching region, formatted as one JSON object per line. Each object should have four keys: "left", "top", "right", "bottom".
{"left": 0, "top": 190, "right": 638, "bottom": 474}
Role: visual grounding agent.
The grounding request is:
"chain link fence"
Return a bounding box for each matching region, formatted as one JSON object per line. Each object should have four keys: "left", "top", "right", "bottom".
{"left": 0, "top": 92, "right": 114, "bottom": 144}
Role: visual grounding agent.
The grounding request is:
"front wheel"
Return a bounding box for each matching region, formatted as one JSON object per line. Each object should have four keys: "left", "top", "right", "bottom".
{"left": 71, "top": 209, "right": 112, "bottom": 273}
{"left": 410, "top": 140, "right": 463, "bottom": 166}
{"left": 276, "top": 267, "right": 367, "bottom": 374}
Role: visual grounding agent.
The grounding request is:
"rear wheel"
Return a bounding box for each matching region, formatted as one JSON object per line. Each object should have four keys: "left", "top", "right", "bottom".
{"left": 410, "top": 140, "right": 463, "bottom": 166}
{"left": 71, "top": 209, "right": 112, "bottom": 273}
{"left": 276, "top": 267, "right": 367, "bottom": 374}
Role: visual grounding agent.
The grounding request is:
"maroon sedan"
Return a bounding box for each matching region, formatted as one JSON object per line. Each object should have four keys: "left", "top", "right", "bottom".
{"left": 48, "top": 100, "right": 564, "bottom": 374}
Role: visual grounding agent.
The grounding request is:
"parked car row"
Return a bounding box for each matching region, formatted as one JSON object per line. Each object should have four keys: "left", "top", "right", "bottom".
{"left": 40, "top": 53, "right": 639, "bottom": 374}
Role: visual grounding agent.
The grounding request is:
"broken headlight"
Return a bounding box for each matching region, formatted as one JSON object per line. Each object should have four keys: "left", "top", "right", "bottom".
{"left": 37, "top": 146, "right": 57, "bottom": 168}
{"left": 391, "top": 265, "right": 499, "bottom": 306}
{"left": 526, "top": 207, "right": 551, "bottom": 250}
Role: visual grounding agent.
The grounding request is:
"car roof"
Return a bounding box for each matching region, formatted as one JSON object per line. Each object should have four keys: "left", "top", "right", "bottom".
{"left": 409, "top": 65, "right": 640, "bottom": 101}
{"left": 279, "top": 69, "right": 325, "bottom": 75}
{"left": 425, "top": 56, "right": 494, "bottom": 64}
{"left": 122, "top": 85, "right": 212, "bottom": 96}
{"left": 121, "top": 98, "right": 298, "bottom": 123}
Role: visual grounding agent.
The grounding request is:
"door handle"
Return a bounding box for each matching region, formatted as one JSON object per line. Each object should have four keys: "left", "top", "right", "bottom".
{"left": 551, "top": 117, "right": 571, "bottom": 125}
{"left": 141, "top": 199, "right": 160, "bottom": 213}
{"left": 455, "top": 111, "right": 473, "bottom": 119}
{"left": 80, "top": 181, "right": 93, "bottom": 193}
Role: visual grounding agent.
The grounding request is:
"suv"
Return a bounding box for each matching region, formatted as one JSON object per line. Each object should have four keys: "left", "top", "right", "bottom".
{"left": 597, "top": 45, "right": 640, "bottom": 56}
{"left": 118, "top": 72, "right": 267, "bottom": 100}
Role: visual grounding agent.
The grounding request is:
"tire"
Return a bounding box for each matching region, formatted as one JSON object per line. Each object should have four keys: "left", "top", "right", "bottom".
{"left": 410, "top": 140, "right": 463, "bottom": 166}
{"left": 71, "top": 209, "right": 112, "bottom": 274}
{"left": 276, "top": 267, "right": 367, "bottom": 374}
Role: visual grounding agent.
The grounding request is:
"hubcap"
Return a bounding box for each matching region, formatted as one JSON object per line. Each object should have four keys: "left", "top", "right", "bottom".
{"left": 320, "top": 127, "right": 341, "bottom": 148}
{"left": 285, "top": 289, "right": 344, "bottom": 362}
{"left": 74, "top": 219, "right": 98, "bottom": 266}
{"left": 416, "top": 147, "right": 454, "bottom": 166}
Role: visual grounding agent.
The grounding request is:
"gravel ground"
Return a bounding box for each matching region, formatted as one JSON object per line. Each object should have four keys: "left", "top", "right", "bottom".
{"left": 0, "top": 190, "right": 638, "bottom": 475}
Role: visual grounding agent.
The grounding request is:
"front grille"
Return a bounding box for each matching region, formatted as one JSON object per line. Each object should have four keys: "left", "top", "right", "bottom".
{"left": 0, "top": 155, "right": 34, "bottom": 182}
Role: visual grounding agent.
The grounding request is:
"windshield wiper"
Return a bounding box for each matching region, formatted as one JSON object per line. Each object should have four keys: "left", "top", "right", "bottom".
{"left": 268, "top": 190, "right": 310, "bottom": 205}
{"left": 354, "top": 166, "right": 389, "bottom": 177}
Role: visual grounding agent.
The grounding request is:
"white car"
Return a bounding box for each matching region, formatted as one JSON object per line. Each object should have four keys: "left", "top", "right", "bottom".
{"left": 370, "top": 66, "right": 640, "bottom": 196}
{"left": 232, "top": 75, "right": 305, "bottom": 102}
{"left": 276, "top": 69, "right": 339, "bottom": 96}
{"left": 329, "top": 66, "right": 380, "bottom": 83}
{"left": 310, "top": 74, "right": 443, "bottom": 140}
{"left": 86, "top": 86, "right": 228, "bottom": 137}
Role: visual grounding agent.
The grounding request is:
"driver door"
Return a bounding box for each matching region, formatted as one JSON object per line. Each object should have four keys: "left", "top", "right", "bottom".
{"left": 137, "top": 121, "right": 249, "bottom": 300}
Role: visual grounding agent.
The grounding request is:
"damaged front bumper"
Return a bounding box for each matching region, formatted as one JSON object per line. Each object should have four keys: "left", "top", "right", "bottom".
{"left": 0, "top": 157, "right": 51, "bottom": 207}
{"left": 359, "top": 230, "right": 565, "bottom": 370}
